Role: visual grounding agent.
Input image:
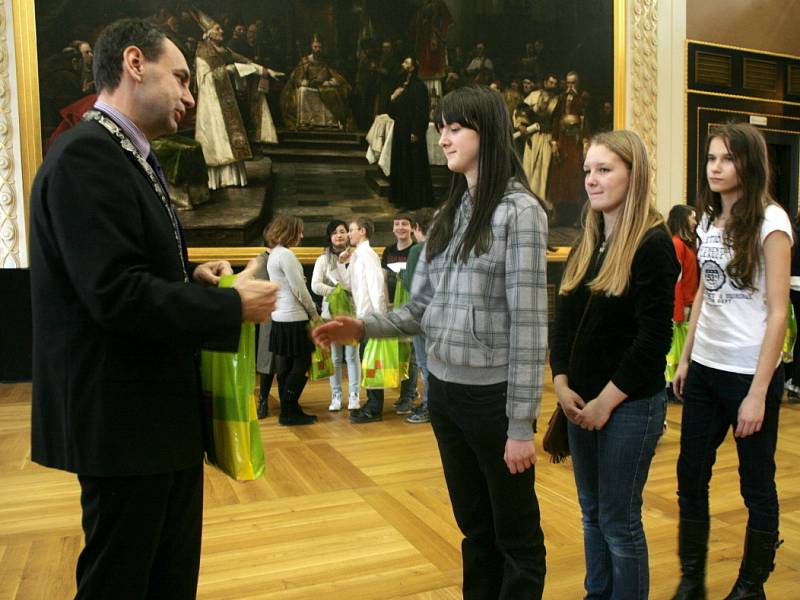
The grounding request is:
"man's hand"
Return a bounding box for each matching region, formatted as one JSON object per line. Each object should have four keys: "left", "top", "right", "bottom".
{"left": 504, "top": 438, "right": 536, "bottom": 474}
{"left": 410, "top": 133, "right": 418, "bottom": 143}
{"left": 267, "top": 68, "right": 285, "bottom": 78}
{"left": 390, "top": 86, "right": 405, "bottom": 101}
{"left": 312, "top": 316, "right": 365, "bottom": 348}
{"left": 234, "top": 279, "right": 278, "bottom": 323}
{"left": 193, "top": 260, "right": 233, "bottom": 286}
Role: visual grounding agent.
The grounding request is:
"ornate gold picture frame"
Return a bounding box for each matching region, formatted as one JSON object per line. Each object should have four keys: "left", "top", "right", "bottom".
{"left": 12, "top": 0, "right": 628, "bottom": 264}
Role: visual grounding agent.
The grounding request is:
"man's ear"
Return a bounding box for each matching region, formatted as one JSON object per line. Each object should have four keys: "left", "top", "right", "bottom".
{"left": 121, "top": 46, "right": 146, "bottom": 83}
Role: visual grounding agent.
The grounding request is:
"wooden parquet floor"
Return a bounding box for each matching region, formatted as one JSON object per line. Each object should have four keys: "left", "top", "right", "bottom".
{"left": 1, "top": 370, "right": 798, "bottom": 599}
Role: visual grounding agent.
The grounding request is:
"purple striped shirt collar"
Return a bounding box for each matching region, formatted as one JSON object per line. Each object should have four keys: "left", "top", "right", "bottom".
{"left": 93, "top": 101, "right": 150, "bottom": 157}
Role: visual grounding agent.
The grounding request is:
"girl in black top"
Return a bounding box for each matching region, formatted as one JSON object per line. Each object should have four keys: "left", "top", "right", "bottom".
{"left": 550, "top": 129, "right": 679, "bottom": 599}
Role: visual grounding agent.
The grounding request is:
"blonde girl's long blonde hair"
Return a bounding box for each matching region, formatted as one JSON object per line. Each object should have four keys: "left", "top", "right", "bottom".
{"left": 559, "top": 129, "right": 665, "bottom": 296}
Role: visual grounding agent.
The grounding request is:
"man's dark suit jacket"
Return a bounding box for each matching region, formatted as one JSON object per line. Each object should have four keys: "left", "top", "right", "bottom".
{"left": 29, "top": 118, "right": 243, "bottom": 477}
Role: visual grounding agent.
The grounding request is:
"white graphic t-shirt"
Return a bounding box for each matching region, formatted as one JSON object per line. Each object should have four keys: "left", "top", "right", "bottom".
{"left": 692, "top": 203, "right": 792, "bottom": 374}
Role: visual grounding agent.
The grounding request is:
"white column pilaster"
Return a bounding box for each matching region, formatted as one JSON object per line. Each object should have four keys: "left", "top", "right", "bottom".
{"left": 1, "top": 0, "right": 27, "bottom": 268}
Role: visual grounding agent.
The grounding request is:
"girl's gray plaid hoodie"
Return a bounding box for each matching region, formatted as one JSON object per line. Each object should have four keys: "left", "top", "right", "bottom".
{"left": 362, "top": 182, "right": 548, "bottom": 440}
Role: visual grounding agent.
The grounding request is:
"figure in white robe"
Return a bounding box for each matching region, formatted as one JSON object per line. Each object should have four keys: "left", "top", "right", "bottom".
{"left": 193, "top": 18, "right": 280, "bottom": 189}
{"left": 517, "top": 75, "right": 559, "bottom": 201}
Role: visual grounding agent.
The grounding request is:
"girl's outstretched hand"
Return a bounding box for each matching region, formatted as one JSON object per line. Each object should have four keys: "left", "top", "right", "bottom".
{"left": 311, "top": 316, "right": 365, "bottom": 348}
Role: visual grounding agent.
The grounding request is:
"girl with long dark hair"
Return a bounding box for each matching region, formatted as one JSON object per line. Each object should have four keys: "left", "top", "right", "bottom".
{"left": 671, "top": 123, "right": 791, "bottom": 599}
{"left": 313, "top": 85, "right": 549, "bottom": 598}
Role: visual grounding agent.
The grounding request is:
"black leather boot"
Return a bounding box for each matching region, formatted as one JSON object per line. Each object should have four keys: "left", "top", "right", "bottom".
{"left": 671, "top": 519, "right": 709, "bottom": 600}
{"left": 257, "top": 373, "right": 272, "bottom": 419}
{"left": 277, "top": 374, "right": 289, "bottom": 422}
{"left": 278, "top": 374, "right": 317, "bottom": 426}
{"left": 723, "top": 528, "right": 782, "bottom": 600}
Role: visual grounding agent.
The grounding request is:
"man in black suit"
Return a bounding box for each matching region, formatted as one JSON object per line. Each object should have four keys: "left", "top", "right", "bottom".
{"left": 29, "top": 18, "right": 277, "bottom": 599}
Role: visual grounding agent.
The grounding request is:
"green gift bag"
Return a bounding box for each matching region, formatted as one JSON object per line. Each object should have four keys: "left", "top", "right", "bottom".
{"left": 310, "top": 345, "right": 335, "bottom": 380}
{"left": 393, "top": 276, "right": 411, "bottom": 308}
{"left": 665, "top": 320, "right": 688, "bottom": 382}
{"left": 398, "top": 340, "right": 412, "bottom": 381}
{"left": 201, "top": 274, "right": 265, "bottom": 481}
{"left": 328, "top": 284, "right": 355, "bottom": 316}
{"left": 783, "top": 302, "right": 797, "bottom": 363}
{"left": 361, "top": 338, "right": 406, "bottom": 389}
{"left": 393, "top": 276, "right": 414, "bottom": 355}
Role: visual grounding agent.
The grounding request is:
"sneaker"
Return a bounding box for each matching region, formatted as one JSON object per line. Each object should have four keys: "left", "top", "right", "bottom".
{"left": 406, "top": 406, "right": 430, "bottom": 424}
{"left": 395, "top": 398, "right": 414, "bottom": 415}
{"left": 393, "top": 390, "right": 419, "bottom": 408}
{"left": 348, "top": 393, "right": 360, "bottom": 410}
{"left": 350, "top": 407, "right": 382, "bottom": 424}
{"left": 329, "top": 392, "right": 343, "bottom": 412}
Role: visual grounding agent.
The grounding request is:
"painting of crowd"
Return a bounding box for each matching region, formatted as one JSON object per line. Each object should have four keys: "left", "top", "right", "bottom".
{"left": 35, "top": 0, "right": 614, "bottom": 218}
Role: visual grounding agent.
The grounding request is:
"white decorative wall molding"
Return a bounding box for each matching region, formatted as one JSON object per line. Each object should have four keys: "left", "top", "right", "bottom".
{"left": 625, "top": 0, "right": 688, "bottom": 215}
{"left": 0, "top": 0, "right": 27, "bottom": 268}
{"left": 629, "top": 0, "right": 660, "bottom": 207}
{"left": 656, "top": 0, "right": 687, "bottom": 215}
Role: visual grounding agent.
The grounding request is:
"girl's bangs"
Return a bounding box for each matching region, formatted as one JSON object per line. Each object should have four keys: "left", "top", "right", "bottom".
{"left": 434, "top": 92, "right": 479, "bottom": 132}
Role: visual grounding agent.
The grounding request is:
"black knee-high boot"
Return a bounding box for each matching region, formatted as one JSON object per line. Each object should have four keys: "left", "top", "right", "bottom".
{"left": 257, "top": 373, "right": 273, "bottom": 419}
{"left": 671, "top": 519, "right": 709, "bottom": 600}
{"left": 723, "top": 528, "right": 782, "bottom": 600}
{"left": 278, "top": 374, "right": 316, "bottom": 426}
{"left": 276, "top": 373, "right": 288, "bottom": 421}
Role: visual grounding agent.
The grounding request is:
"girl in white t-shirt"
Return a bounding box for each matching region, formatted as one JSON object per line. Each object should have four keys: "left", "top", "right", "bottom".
{"left": 671, "top": 123, "right": 792, "bottom": 600}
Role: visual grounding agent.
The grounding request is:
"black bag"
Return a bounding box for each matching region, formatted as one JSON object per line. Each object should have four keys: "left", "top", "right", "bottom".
{"left": 543, "top": 293, "right": 595, "bottom": 463}
{"left": 542, "top": 404, "right": 569, "bottom": 463}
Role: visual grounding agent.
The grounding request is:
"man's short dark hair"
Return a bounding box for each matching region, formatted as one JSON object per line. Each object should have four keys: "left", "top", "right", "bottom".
{"left": 93, "top": 18, "right": 167, "bottom": 93}
{"left": 413, "top": 208, "right": 436, "bottom": 235}
{"left": 393, "top": 212, "right": 413, "bottom": 224}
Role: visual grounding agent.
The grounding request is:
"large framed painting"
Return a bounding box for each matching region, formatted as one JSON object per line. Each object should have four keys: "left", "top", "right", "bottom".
{"left": 14, "top": 0, "right": 627, "bottom": 261}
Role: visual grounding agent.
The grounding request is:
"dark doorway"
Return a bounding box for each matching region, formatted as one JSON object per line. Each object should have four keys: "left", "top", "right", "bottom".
{"left": 764, "top": 131, "right": 799, "bottom": 219}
